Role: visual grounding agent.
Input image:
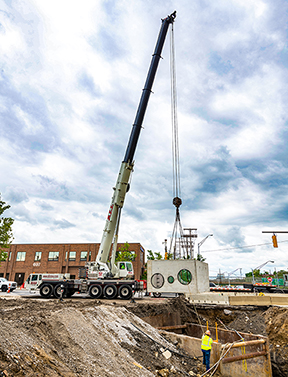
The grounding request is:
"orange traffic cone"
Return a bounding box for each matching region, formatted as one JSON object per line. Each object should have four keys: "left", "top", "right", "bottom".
{"left": 7, "top": 286, "right": 10, "bottom": 293}
{"left": 20, "top": 283, "right": 24, "bottom": 290}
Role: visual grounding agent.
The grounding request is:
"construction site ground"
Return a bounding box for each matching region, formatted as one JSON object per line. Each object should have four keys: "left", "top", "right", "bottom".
{"left": 0, "top": 292, "right": 287, "bottom": 377}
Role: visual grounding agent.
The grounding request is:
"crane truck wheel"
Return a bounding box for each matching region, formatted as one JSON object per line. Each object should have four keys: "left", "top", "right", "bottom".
{"left": 153, "top": 292, "right": 162, "bottom": 298}
{"left": 118, "top": 285, "right": 133, "bottom": 300}
{"left": 103, "top": 284, "right": 117, "bottom": 299}
{"left": 39, "top": 284, "right": 53, "bottom": 298}
{"left": 53, "top": 283, "right": 66, "bottom": 298}
{"left": 89, "top": 284, "right": 103, "bottom": 299}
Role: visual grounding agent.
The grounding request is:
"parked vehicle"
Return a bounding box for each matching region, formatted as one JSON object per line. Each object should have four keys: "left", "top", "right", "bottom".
{"left": 0, "top": 277, "right": 17, "bottom": 292}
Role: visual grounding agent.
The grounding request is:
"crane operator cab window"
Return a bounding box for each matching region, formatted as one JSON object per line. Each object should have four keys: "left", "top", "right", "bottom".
{"left": 126, "top": 263, "right": 133, "bottom": 272}
{"left": 117, "top": 261, "right": 134, "bottom": 278}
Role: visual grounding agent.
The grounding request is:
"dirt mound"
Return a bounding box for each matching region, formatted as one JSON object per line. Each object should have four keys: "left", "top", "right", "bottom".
{"left": 2, "top": 295, "right": 288, "bottom": 376}
{"left": 0, "top": 297, "right": 206, "bottom": 377}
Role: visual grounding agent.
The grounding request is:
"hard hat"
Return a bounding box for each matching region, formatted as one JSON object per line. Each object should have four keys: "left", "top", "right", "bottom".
{"left": 205, "top": 330, "right": 211, "bottom": 336}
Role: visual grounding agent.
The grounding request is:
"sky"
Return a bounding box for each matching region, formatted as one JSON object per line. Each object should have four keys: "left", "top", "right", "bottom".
{"left": 1, "top": 0, "right": 288, "bottom": 277}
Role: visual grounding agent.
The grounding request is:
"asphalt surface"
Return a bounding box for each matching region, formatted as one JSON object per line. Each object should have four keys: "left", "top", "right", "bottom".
{"left": 0, "top": 288, "right": 178, "bottom": 300}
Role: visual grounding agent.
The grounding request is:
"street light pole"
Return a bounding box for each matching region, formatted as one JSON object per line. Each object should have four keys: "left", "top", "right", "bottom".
{"left": 251, "top": 260, "right": 274, "bottom": 285}
{"left": 197, "top": 234, "right": 213, "bottom": 258}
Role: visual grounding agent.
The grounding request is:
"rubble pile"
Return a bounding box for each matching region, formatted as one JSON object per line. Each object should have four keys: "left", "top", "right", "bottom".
{"left": 0, "top": 297, "right": 209, "bottom": 377}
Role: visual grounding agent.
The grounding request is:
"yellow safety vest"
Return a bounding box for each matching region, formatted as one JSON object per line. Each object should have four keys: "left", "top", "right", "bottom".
{"left": 201, "top": 335, "right": 213, "bottom": 350}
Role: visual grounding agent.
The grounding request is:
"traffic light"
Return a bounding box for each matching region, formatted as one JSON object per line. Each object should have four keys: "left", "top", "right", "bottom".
{"left": 272, "top": 234, "right": 278, "bottom": 248}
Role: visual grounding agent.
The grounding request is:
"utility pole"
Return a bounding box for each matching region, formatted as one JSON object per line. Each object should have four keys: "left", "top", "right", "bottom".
{"left": 162, "top": 239, "right": 168, "bottom": 259}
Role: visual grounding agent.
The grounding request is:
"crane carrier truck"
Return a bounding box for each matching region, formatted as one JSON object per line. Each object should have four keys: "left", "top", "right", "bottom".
{"left": 37, "top": 11, "right": 176, "bottom": 300}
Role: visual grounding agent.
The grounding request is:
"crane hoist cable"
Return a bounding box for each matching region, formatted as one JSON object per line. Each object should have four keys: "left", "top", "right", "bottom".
{"left": 170, "top": 22, "right": 181, "bottom": 201}
{"left": 168, "top": 23, "right": 189, "bottom": 259}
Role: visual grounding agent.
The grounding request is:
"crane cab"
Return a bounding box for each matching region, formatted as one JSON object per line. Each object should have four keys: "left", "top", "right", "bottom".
{"left": 117, "top": 261, "right": 134, "bottom": 279}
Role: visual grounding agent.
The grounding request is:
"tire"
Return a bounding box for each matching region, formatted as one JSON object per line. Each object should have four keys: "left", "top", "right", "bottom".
{"left": 153, "top": 292, "right": 162, "bottom": 298}
{"left": 39, "top": 284, "right": 53, "bottom": 298}
{"left": 118, "top": 285, "right": 133, "bottom": 300}
{"left": 1, "top": 286, "right": 7, "bottom": 292}
{"left": 89, "top": 285, "right": 103, "bottom": 299}
{"left": 103, "top": 284, "right": 117, "bottom": 299}
{"left": 53, "top": 284, "right": 66, "bottom": 299}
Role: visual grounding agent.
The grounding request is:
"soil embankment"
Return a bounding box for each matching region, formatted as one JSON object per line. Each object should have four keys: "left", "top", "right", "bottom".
{"left": 0, "top": 295, "right": 287, "bottom": 376}
{"left": 0, "top": 297, "right": 211, "bottom": 377}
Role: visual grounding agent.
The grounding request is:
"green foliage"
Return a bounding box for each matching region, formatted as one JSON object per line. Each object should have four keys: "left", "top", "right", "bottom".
{"left": 0, "top": 251, "right": 8, "bottom": 262}
{"left": 147, "top": 250, "right": 163, "bottom": 260}
{"left": 196, "top": 253, "right": 206, "bottom": 262}
{"left": 147, "top": 250, "right": 155, "bottom": 260}
{"left": 140, "top": 269, "right": 147, "bottom": 280}
{"left": 166, "top": 252, "right": 173, "bottom": 260}
{"left": 0, "top": 195, "right": 14, "bottom": 265}
{"left": 115, "top": 242, "right": 136, "bottom": 262}
{"left": 253, "top": 269, "right": 261, "bottom": 277}
{"left": 154, "top": 252, "right": 163, "bottom": 260}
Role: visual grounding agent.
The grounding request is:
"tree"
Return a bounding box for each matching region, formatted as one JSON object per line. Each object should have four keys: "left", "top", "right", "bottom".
{"left": 0, "top": 195, "right": 14, "bottom": 264}
{"left": 147, "top": 250, "right": 164, "bottom": 260}
{"left": 147, "top": 250, "right": 155, "bottom": 260}
{"left": 196, "top": 253, "right": 206, "bottom": 262}
{"left": 115, "top": 242, "right": 136, "bottom": 262}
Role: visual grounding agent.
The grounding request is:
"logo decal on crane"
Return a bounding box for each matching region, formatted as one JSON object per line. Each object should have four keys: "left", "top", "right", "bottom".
{"left": 107, "top": 205, "right": 114, "bottom": 221}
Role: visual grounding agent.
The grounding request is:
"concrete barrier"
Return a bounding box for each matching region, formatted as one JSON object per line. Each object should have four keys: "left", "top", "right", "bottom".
{"left": 186, "top": 292, "right": 288, "bottom": 306}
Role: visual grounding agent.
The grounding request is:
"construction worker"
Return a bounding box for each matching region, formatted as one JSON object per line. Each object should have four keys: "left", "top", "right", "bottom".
{"left": 201, "top": 329, "right": 213, "bottom": 371}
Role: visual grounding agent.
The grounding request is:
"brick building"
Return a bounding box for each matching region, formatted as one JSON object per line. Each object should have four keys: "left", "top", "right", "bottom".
{"left": 0, "top": 243, "right": 145, "bottom": 286}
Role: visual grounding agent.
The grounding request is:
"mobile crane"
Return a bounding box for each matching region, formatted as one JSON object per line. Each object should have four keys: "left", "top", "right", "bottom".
{"left": 38, "top": 11, "right": 176, "bottom": 299}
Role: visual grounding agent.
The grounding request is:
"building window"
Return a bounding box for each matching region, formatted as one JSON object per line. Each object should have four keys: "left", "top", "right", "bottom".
{"left": 48, "top": 251, "right": 59, "bottom": 261}
{"left": 35, "top": 252, "right": 42, "bottom": 261}
{"left": 69, "top": 251, "right": 76, "bottom": 261}
{"left": 140, "top": 251, "right": 144, "bottom": 263}
{"left": 130, "top": 251, "right": 136, "bottom": 261}
{"left": 89, "top": 251, "right": 92, "bottom": 261}
{"left": 80, "top": 251, "right": 88, "bottom": 261}
{"left": 16, "top": 252, "right": 26, "bottom": 262}
{"left": 9, "top": 252, "right": 12, "bottom": 261}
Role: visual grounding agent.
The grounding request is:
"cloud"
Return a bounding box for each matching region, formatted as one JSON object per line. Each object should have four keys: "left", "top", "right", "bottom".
{"left": 1, "top": 0, "right": 288, "bottom": 274}
{"left": 4, "top": 187, "right": 29, "bottom": 204}
{"left": 52, "top": 219, "right": 76, "bottom": 230}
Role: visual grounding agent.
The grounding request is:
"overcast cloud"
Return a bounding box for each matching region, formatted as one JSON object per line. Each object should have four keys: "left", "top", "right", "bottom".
{"left": 1, "top": 0, "right": 288, "bottom": 276}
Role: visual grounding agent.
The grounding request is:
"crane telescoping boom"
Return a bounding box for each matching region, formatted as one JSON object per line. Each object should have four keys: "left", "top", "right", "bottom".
{"left": 95, "top": 11, "right": 176, "bottom": 278}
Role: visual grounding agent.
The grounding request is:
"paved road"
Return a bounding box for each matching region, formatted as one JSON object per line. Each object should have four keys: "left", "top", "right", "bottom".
{"left": 0, "top": 288, "right": 178, "bottom": 300}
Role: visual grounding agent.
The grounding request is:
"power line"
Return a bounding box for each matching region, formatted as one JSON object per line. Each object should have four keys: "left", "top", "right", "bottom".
{"left": 202, "top": 240, "right": 288, "bottom": 253}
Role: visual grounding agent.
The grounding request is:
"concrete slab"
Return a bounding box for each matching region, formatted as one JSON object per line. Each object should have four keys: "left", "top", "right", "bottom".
{"left": 147, "top": 260, "right": 209, "bottom": 295}
{"left": 186, "top": 292, "right": 288, "bottom": 306}
{"left": 187, "top": 292, "right": 230, "bottom": 305}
